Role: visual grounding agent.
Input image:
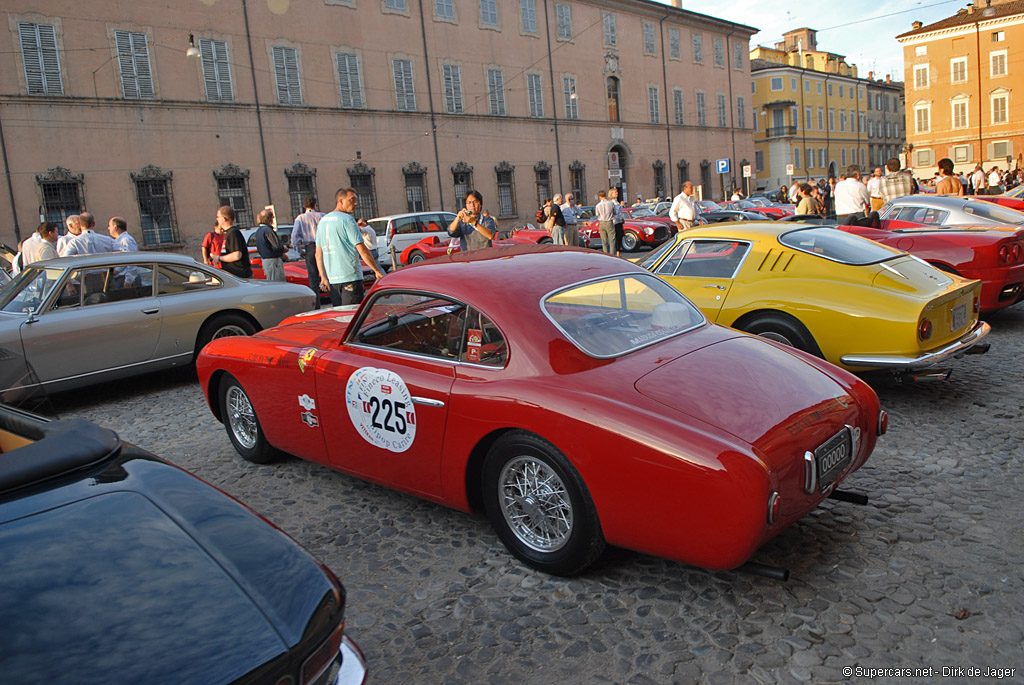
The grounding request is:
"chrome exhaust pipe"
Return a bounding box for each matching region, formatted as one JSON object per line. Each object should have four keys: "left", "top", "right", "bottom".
{"left": 896, "top": 369, "right": 952, "bottom": 383}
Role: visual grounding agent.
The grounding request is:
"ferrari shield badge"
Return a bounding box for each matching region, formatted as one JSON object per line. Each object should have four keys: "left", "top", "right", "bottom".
{"left": 345, "top": 367, "right": 417, "bottom": 452}
{"left": 298, "top": 347, "right": 317, "bottom": 374}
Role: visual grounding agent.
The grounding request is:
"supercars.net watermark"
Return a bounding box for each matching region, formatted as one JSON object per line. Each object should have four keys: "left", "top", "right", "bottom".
{"left": 843, "top": 667, "right": 1016, "bottom": 679}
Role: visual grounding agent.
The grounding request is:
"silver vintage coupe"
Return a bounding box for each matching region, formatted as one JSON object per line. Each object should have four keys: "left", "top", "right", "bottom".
{"left": 0, "top": 252, "right": 314, "bottom": 393}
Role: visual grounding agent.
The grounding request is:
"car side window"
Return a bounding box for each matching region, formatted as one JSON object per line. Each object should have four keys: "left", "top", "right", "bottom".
{"left": 425, "top": 215, "right": 445, "bottom": 233}
{"left": 53, "top": 265, "right": 157, "bottom": 308}
{"left": 368, "top": 219, "right": 387, "bottom": 237}
{"left": 0, "top": 268, "right": 64, "bottom": 314}
{"left": 157, "top": 265, "right": 222, "bottom": 295}
{"left": 392, "top": 217, "right": 422, "bottom": 235}
{"left": 919, "top": 209, "right": 948, "bottom": 225}
{"left": 655, "top": 240, "right": 691, "bottom": 276}
{"left": 355, "top": 292, "right": 466, "bottom": 360}
{"left": 675, "top": 240, "right": 749, "bottom": 278}
{"left": 460, "top": 308, "right": 508, "bottom": 366}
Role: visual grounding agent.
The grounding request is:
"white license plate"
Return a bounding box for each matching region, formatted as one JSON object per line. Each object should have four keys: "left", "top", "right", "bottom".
{"left": 951, "top": 302, "right": 967, "bottom": 332}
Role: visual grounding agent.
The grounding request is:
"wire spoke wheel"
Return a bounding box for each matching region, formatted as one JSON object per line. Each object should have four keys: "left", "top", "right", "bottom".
{"left": 212, "top": 323, "right": 249, "bottom": 340}
{"left": 226, "top": 384, "right": 258, "bottom": 450}
{"left": 499, "top": 456, "right": 574, "bottom": 552}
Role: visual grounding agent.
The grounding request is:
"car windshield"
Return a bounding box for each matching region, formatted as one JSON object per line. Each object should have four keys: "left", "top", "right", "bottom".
{"left": 629, "top": 208, "right": 656, "bottom": 218}
{"left": 0, "top": 267, "right": 65, "bottom": 314}
{"left": 747, "top": 198, "right": 769, "bottom": 207}
{"left": 780, "top": 227, "right": 903, "bottom": 265}
{"left": 543, "top": 274, "right": 704, "bottom": 358}
{"left": 698, "top": 201, "right": 722, "bottom": 212}
{"left": 962, "top": 201, "right": 1024, "bottom": 225}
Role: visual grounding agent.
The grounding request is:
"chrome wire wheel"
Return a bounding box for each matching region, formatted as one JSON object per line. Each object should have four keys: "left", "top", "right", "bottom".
{"left": 498, "top": 456, "right": 573, "bottom": 552}
{"left": 212, "top": 323, "right": 248, "bottom": 340}
{"left": 756, "top": 331, "right": 794, "bottom": 346}
{"left": 226, "top": 384, "right": 258, "bottom": 450}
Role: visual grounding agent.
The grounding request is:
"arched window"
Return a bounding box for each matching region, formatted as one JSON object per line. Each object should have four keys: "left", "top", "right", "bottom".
{"left": 607, "top": 76, "right": 620, "bottom": 122}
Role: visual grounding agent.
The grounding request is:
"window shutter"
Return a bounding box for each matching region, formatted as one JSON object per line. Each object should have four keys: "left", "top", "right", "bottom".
{"left": 37, "top": 24, "right": 62, "bottom": 94}
{"left": 213, "top": 41, "right": 233, "bottom": 100}
{"left": 115, "top": 31, "right": 139, "bottom": 98}
{"left": 337, "top": 53, "right": 362, "bottom": 109}
{"left": 19, "top": 23, "right": 45, "bottom": 95}
{"left": 132, "top": 33, "right": 154, "bottom": 98}
{"left": 273, "top": 47, "right": 301, "bottom": 104}
{"left": 200, "top": 39, "right": 219, "bottom": 100}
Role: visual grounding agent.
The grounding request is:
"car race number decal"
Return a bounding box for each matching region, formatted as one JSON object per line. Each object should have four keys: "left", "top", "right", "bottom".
{"left": 345, "top": 367, "right": 417, "bottom": 452}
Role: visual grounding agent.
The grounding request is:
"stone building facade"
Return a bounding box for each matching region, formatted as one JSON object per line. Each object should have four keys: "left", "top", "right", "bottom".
{"left": 1, "top": 0, "right": 756, "bottom": 250}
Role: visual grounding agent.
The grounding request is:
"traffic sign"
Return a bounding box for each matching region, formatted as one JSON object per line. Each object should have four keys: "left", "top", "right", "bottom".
{"left": 786, "top": 164, "right": 794, "bottom": 176}
{"left": 608, "top": 169, "right": 622, "bottom": 178}
{"left": 743, "top": 165, "right": 752, "bottom": 178}
{"left": 716, "top": 159, "right": 730, "bottom": 174}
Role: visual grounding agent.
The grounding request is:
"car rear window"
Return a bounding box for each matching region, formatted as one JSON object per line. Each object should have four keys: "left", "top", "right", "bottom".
{"left": 543, "top": 274, "right": 704, "bottom": 358}
{"left": 779, "top": 227, "right": 902, "bottom": 265}
{"left": 962, "top": 201, "right": 1024, "bottom": 225}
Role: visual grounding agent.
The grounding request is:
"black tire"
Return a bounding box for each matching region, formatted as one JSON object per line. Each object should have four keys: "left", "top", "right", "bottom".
{"left": 739, "top": 313, "right": 817, "bottom": 355}
{"left": 218, "top": 374, "right": 278, "bottom": 464}
{"left": 197, "top": 313, "right": 258, "bottom": 354}
{"left": 538, "top": 237, "right": 553, "bottom": 245}
{"left": 408, "top": 250, "right": 426, "bottom": 264}
{"left": 482, "top": 431, "right": 605, "bottom": 576}
{"left": 621, "top": 231, "right": 639, "bottom": 252}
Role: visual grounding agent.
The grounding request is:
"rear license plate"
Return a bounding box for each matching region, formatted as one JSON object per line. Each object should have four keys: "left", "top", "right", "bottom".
{"left": 815, "top": 428, "right": 852, "bottom": 489}
{"left": 951, "top": 302, "right": 967, "bottom": 332}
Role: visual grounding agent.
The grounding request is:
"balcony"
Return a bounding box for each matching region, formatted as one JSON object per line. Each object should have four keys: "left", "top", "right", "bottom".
{"left": 765, "top": 126, "right": 797, "bottom": 139}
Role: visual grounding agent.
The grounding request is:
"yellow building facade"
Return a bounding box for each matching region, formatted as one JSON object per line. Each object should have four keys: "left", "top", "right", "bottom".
{"left": 897, "top": 0, "right": 1024, "bottom": 175}
{"left": 750, "top": 28, "right": 904, "bottom": 192}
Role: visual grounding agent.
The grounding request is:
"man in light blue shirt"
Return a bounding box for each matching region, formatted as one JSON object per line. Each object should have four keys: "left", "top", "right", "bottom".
{"left": 315, "top": 188, "right": 384, "bottom": 306}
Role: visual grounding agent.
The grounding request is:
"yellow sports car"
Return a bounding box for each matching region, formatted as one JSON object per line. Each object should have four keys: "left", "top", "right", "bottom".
{"left": 640, "top": 223, "right": 991, "bottom": 373}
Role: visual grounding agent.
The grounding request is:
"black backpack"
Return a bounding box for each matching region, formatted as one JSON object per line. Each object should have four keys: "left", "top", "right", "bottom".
{"left": 535, "top": 205, "right": 546, "bottom": 224}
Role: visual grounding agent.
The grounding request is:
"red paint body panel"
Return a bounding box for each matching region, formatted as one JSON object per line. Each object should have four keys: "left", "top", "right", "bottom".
{"left": 838, "top": 224, "right": 1024, "bottom": 311}
{"left": 398, "top": 229, "right": 552, "bottom": 265}
{"left": 197, "top": 246, "right": 881, "bottom": 571}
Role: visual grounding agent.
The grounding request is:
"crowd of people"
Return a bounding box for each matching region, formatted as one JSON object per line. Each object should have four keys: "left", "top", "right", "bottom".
{"left": 12, "top": 211, "right": 138, "bottom": 274}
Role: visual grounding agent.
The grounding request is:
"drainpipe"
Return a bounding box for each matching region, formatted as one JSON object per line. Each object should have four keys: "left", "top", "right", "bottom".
{"left": 542, "top": 0, "right": 564, "bottom": 192}
{"left": 417, "top": 0, "right": 444, "bottom": 210}
{"left": 725, "top": 29, "right": 738, "bottom": 194}
{"left": 241, "top": 0, "right": 273, "bottom": 206}
{"left": 0, "top": 107, "right": 20, "bottom": 242}
{"left": 659, "top": 10, "right": 673, "bottom": 196}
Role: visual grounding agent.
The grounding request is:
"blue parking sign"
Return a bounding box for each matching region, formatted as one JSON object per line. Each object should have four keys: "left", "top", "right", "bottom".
{"left": 716, "top": 159, "right": 730, "bottom": 174}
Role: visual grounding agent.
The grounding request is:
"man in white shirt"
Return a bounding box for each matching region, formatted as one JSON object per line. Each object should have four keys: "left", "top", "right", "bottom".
{"left": 834, "top": 166, "right": 871, "bottom": 220}
{"left": 668, "top": 182, "right": 698, "bottom": 232}
{"left": 107, "top": 216, "right": 140, "bottom": 286}
{"left": 866, "top": 167, "right": 884, "bottom": 212}
{"left": 971, "top": 165, "right": 988, "bottom": 194}
{"left": 988, "top": 167, "right": 1003, "bottom": 195}
{"left": 60, "top": 212, "right": 116, "bottom": 256}
{"left": 57, "top": 215, "right": 81, "bottom": 254}
{"left": 560, "top": 193, "right": 580, "bottom": 247}
{"left": 594, "top": 189, "right": 616, "bottom": 255}
{"left": 22, "top": 222, "right": 59, "bottom": 266}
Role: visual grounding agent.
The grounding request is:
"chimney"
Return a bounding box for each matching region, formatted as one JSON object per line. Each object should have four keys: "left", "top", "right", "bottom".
{"left": 912, "top": 21, "right": 923, "bottom": 29}
{"left": 886, "top": 74, "right": 891, "bottom": 83}
{"left": 869, "top": 70, "right": 874, "bottom": 80}
{"left": 670, "top": 0, "right": 681, "bottom": 7}
{"left": 967, "top": 2, "right": 975, "bottom": 13}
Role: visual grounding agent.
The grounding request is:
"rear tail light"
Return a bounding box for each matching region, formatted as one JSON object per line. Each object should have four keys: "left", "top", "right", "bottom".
{"left": 999, "top": 245, "right": 1010, "bottom": 264}
{"left": 1013, "top": 243, "right": 1023, "bottom": 262}
{"left": 767, "top": 492, "right": 781, "bottom": 524}
{"left": 302, "top": 621, "right": 345, "bottom": 685}
{"left": 878, "top": 410, "right": 888, "bottom": 436}
{"left": 918, "top": 318, "right": 932, "bottom": 341}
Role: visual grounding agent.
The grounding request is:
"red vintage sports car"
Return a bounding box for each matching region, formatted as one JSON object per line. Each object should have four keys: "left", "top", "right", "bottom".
{"left": 578, "top": 212, "right": 675, "bottom": 252}
{"left": 398, "top": 227, "right": 554, "bottom": 265}
{"left": 198, "top": 246, "right": 884, "bottom": 577}
{"left": 838, "top": 211, "right": 1024, "bottom": 312}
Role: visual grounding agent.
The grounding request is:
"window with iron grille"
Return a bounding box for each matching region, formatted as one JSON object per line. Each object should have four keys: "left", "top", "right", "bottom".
{"left": 648, "top": 87, "right": 660, "bottom": 124}
{"left": 521, "top": 0, "right": 537, "bottom": 32}
{"left": 443, "top": 64, "right": 464, "bottom": 114}
{"left": 692, "top": 33, "right": 703, "bottom": 63}
{"left": 677, "top": 159, "right": 689, "bottom": 186}
{"left": 199, "top": 39, "right": 233, "bottom": 101}
{"left": 653, "top": 161, "right": 665, "bottom": 197}
{"left": 272, "top": 46, "right": 302, "bottom": 104}
{"left": 393, "top": 58, "right": 416, "bottom": 111}
{"left": 669, "top": 29, "right": 680, "bottom": 59}
{"left": 114, "top": 31, "right": 154, "bottom": 99}
{"left": 18, "top": 22, "right": 63, "bottom": 95}
{"left": 452, "top": 163, "right": 473, "bottom": 208}
{"left": 569, "top": 161, "right": 586, "bottom": 202}
{"left": 348, "top": 163, "right": 378, "bottom": 221}
{"left": 436, "top": 0, "right": 454, "bottom": 19}
{"left": 673, "top": 88, "right": 684, "bottom": 125}
{"left": 602, "top": 13, "right": 616, "bottom": 46}
{"left": 131, "top": 165, "right": 178, "bottom": 245}
{"left": 480, "top": 0, "right": 498, "bottom": 26}
{"left": 337, "top": 52, "right": 363, "bottom": 109}
{"left": 556, "top": 5, "right": 572, "bottom": 39}
{"left": 736, "top": 96, "right": 745, "bottom": 128}
{"left": 285, "top": 163, "right": 317, "bottom": 222}
{"left": 495, "top": 162, "right": 516, "bottom": 218}
{"left": 527, "top": 73, "right": 543, "bottom": 117}
{"left": 713, "top": 38, "right": 724, "bottom": 67}
{"left": 695, "top": 91, "right": 706, "bottom": 126}
{"left": 563, "top": 76, "right": 578, "bottom": 119}
{"left": 404, "top": 162, "right": 428, "bottom": 212}
{"left": 534, "top": 162, "right": 551, "bottom": 206}
{"left": 36, "top": 167, "right": 82, "bottom": 225}
{"left": 644, "top": 23, "right": 656, "bottom": 55}
{"left": 214, "top": 164, "right": 253, "bottom": 228}
{"left": 487, "top": 69, "right": 506, "bottom": 115}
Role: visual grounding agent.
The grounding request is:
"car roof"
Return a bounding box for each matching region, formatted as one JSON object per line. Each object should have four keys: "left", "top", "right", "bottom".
{"left": 28, "top": 251, "right": 208, "bottom": 269}
{"left": 370, "top": 210, "right": 458, "bottom": 222}
{"left": 676, "top": 221, "right": 796, "bottom": 242}
{"left": 379, "top": 245, "right": 641, "bottom": 297}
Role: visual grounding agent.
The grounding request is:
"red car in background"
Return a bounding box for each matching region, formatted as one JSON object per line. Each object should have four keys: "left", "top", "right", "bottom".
{"left": 836, "top": 216, "right": 1024, "bottom": 312}
{"left": 398, "top": 227, "right": 554, "bottom": 265}
{"left": 720, "top": 199, "right": 794, "bottom": 219}
{"left": 579, "top": 210, "right": 676, "bottom": 251}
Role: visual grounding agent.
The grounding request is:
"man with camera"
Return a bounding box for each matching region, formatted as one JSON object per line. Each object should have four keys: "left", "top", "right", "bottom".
{"left": 447, "top": 190, "right": 495, "bottom": 252}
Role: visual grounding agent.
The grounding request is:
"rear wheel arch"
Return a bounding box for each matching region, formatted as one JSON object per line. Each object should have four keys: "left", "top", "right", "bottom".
{"left": 730, "top": 309, "right": 823, "bottom": 358}
{"left": 194, "top": 310, "right": 261, "bottom": 359}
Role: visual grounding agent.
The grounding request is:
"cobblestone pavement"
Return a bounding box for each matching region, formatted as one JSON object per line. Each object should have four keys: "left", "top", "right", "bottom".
{"left": 49, "top": 306, "right": 1024, "bottom": 684}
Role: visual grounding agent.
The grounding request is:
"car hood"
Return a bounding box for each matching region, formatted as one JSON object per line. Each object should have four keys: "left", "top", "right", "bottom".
{"left": 635, "top": 335, "right": 859, "bottom": 454}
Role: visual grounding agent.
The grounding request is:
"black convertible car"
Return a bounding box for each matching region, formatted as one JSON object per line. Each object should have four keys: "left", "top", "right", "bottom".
{"left": 0, "top": 403, "right": 366, "bottom": 684}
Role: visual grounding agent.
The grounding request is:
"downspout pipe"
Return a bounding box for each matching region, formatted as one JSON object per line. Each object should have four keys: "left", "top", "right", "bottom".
{"left": 659, "top": 10, "right": 673, "bottom": 196}
{"left": 418, "top": 0, "right": 444, "bottom": 211}
{"left": 542, "top": 0, "right": 564, "bottom": 192}
{"left": 0, "top": 107, "right": 20, "bottom": 242}
{"left": 241, "top": 0, "right": 273, "bottom": 206}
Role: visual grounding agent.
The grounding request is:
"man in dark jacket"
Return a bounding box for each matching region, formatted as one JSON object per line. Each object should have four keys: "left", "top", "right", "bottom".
{"left": 254, "top": 208, "right": 287, "bottom": 281}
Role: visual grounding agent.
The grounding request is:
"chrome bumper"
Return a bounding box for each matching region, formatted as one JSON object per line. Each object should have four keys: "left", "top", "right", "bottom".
{"left": 334, "top": 635, "right": 367, "bottom": 685}
{"left": 840, "top": 321, "right": 991, "bottom": 370}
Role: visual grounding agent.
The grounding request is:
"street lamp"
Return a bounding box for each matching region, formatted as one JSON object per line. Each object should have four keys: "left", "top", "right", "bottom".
{"left": 186, "top": 34, "right": 200, "bottom": 58}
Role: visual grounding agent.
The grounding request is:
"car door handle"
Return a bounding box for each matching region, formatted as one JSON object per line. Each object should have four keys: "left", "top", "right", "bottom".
{"left": 142, "top": 308, "right": 160, "bottom": 315}
{"left": 702, "top": 285, "right": 726, "bottom": 291}
{"left": 412, "top": 396, "right": 445, "bottom": 408}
